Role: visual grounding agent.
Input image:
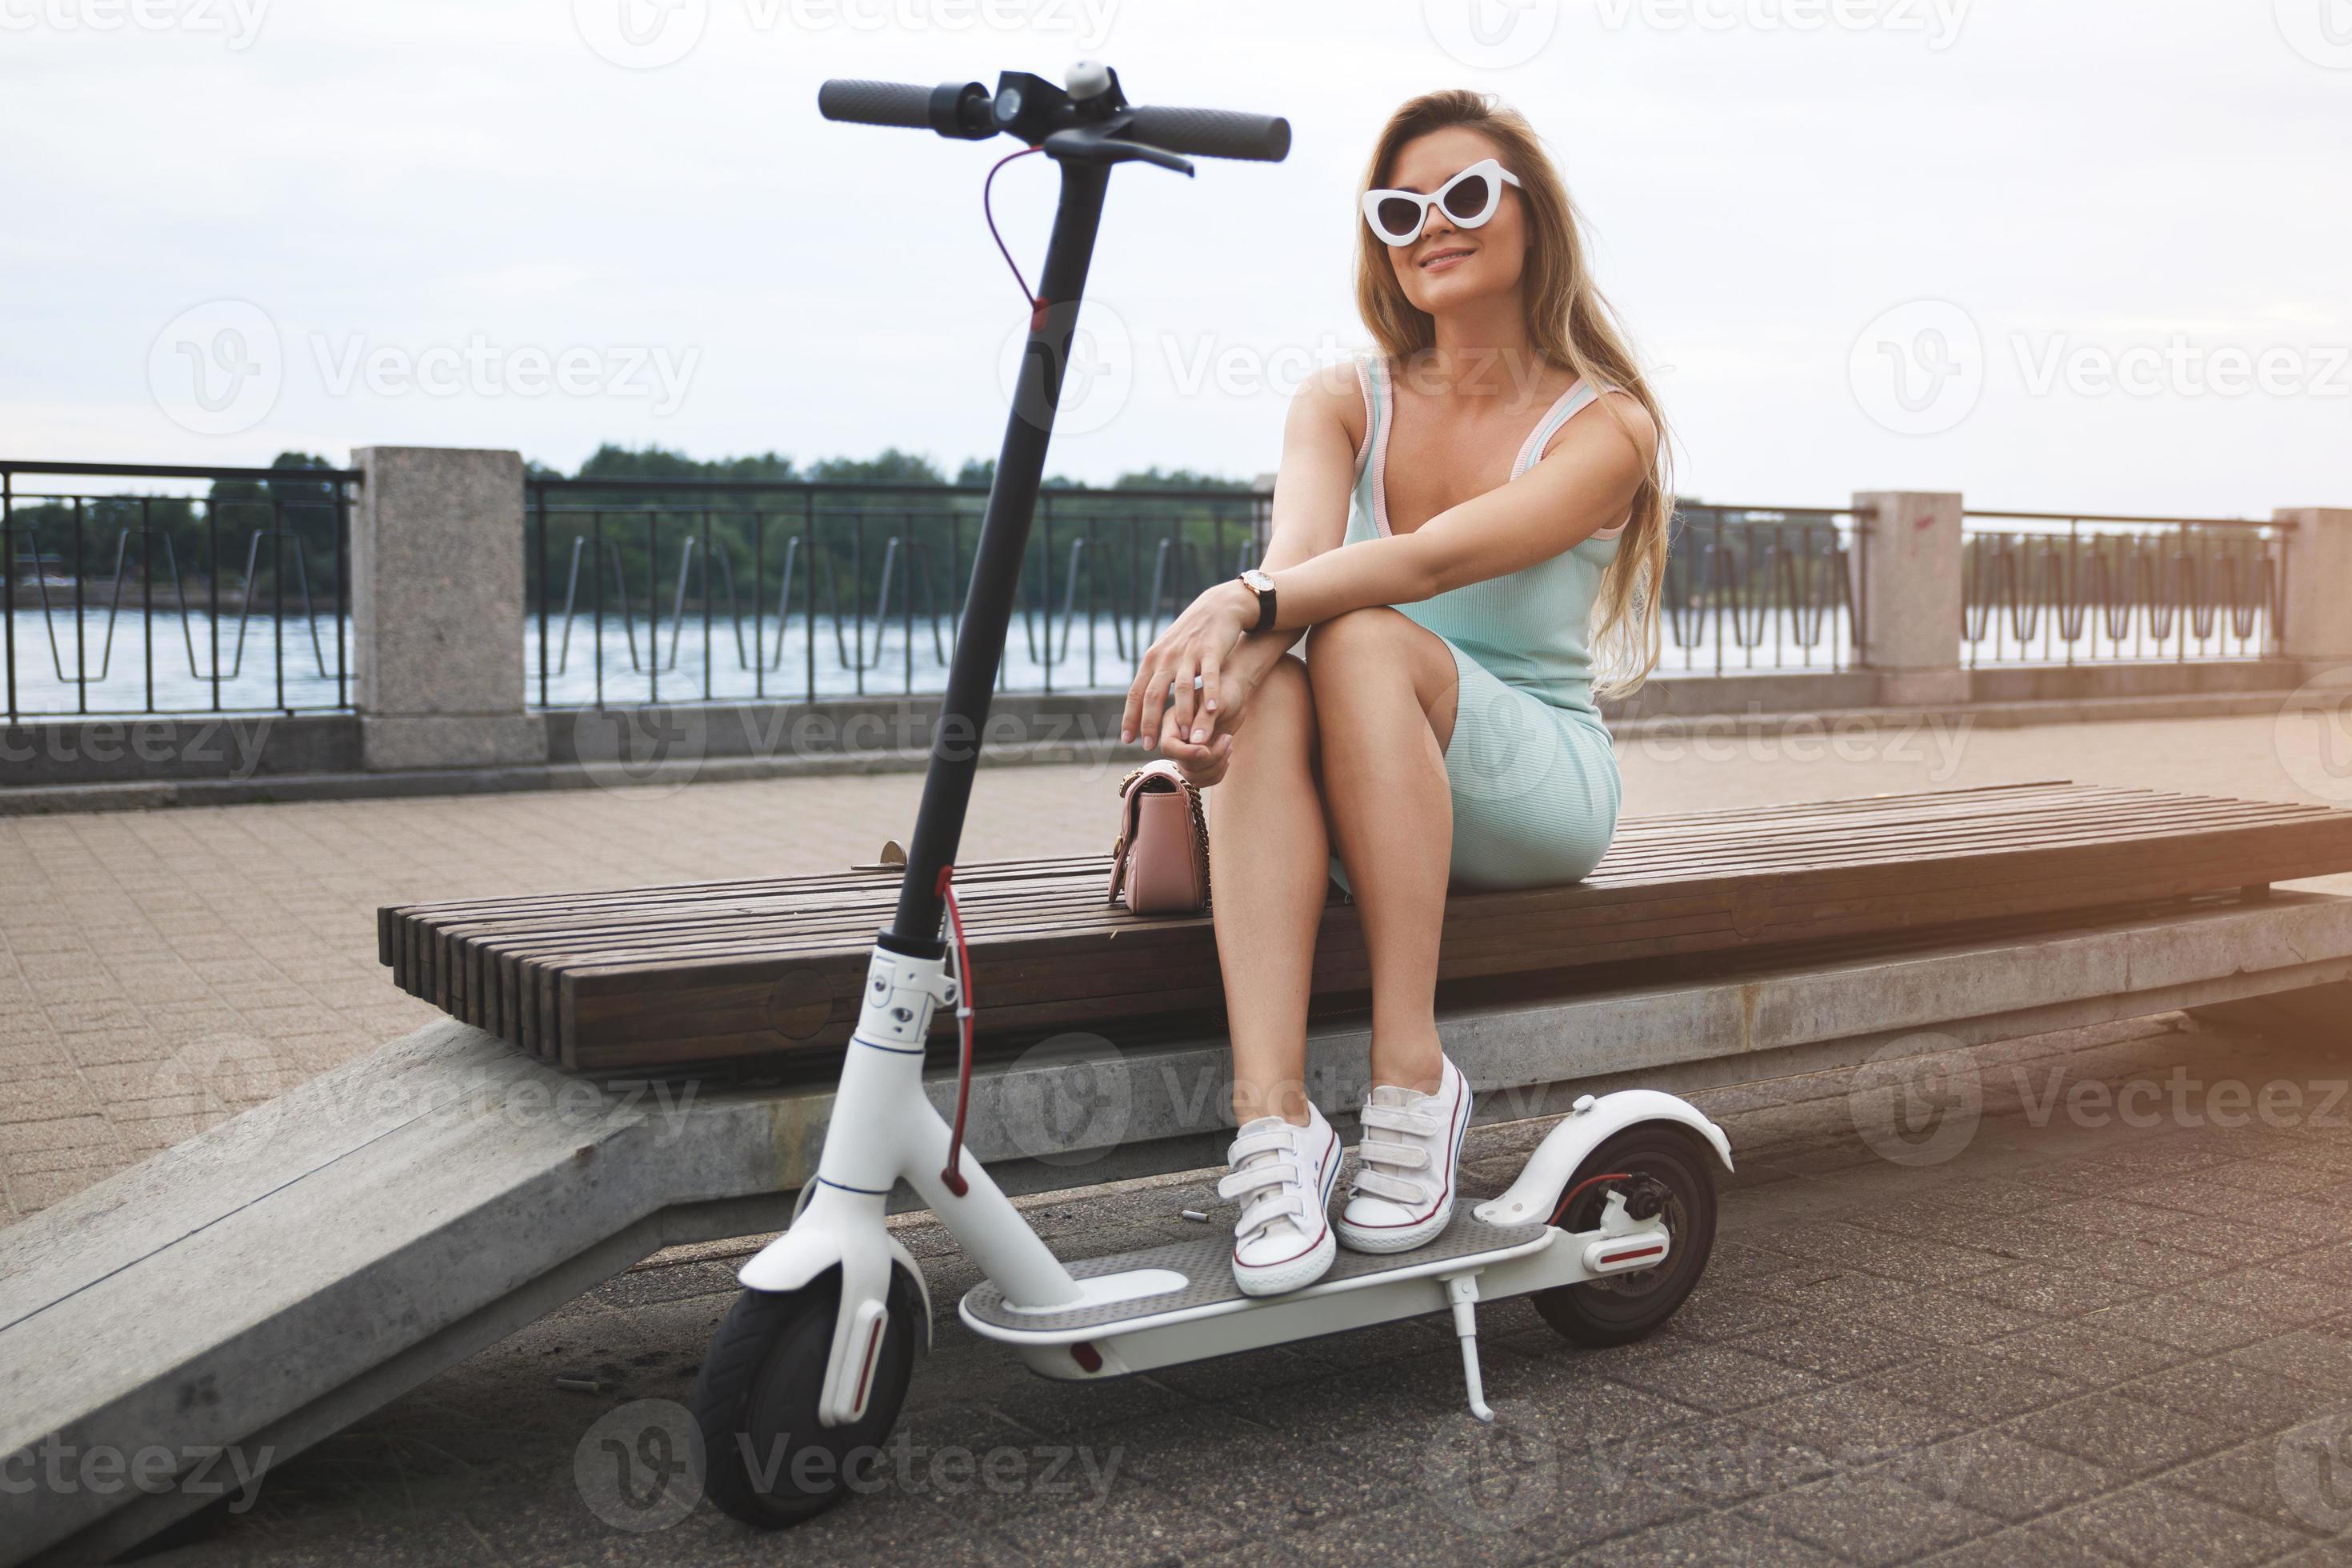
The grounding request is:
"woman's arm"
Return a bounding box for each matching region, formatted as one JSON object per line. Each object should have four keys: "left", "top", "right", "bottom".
{"left": 1123, "top": 365, "right": 1362, "bottom": 759}
{"left": 1128, "top": 390, "right": 1656, "bottom": 747}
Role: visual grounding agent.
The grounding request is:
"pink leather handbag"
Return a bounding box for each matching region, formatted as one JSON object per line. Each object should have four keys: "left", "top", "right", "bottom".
{"left": 1107, "top": 759, "right": 1211, "bottom": 914}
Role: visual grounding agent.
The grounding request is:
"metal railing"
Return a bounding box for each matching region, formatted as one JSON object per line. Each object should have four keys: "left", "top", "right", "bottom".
{"left": 1961, "top": 511, "right": 2289, "bottom": 666}
{"left": 523, "top": 478, "right": 1275, "bottom": 709}
{"left": 1658, "top": 504, "right": 1864, "bottom": 676}
{"left": 2, "top": 461, "right": 358, "bottom": 720}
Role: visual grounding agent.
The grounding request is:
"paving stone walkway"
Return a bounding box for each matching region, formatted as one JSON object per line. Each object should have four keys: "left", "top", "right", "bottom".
{"left": 150, "top": 1010, "right": 2352, "bottom": 1566}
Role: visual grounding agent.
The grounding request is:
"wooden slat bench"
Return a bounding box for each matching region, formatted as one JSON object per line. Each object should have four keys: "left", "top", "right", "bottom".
{"left": 378, "top": 782, "right": 2352, "bottom": 1075}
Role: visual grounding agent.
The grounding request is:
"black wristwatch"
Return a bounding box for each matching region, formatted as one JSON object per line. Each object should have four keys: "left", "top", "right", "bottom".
{"left": 1237, "top": 568, "right": 1277, "bottom": 634}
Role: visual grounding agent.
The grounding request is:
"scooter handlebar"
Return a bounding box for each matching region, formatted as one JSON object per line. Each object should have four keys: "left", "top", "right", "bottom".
{"left": 818, "top": 78, "right": 938, "bottom": 130}
{"left": 818, "top": 76, "right": 1290, "bottom": 162}
{"left": 1121, "top": 103, "right": 1290, "bottom": 162}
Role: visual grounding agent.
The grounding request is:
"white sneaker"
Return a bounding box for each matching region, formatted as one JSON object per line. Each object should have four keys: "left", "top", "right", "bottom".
{"left": 1337, "top": 1057, "right": 1472, "bottom": 1254}
{"left": 1218, "top": 1103, "right": 1340, "bottom": 1297}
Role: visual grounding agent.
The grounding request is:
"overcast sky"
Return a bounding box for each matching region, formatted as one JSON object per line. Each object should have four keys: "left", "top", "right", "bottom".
{"left": 4, "top": 0, "right": 2347, "bottom": 517}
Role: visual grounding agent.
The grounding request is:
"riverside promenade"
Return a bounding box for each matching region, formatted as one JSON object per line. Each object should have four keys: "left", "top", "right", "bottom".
{"left": 6, "top": 709, "right": 2352, "bottom": 1566}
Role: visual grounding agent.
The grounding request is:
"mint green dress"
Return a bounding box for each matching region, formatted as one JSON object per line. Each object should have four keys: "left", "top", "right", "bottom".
{"left": 1323, "top": 353, "right": 1625, "bottom": 895}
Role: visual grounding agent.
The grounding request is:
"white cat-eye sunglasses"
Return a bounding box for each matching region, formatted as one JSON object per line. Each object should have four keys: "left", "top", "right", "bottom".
{"left": 1361, "top": 158, "right": 1522, "bottom": 249}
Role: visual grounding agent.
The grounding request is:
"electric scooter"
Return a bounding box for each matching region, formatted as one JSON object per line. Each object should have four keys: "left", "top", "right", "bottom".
{"left": 689, "top": 62, "right": 1735, "bottom": 1526}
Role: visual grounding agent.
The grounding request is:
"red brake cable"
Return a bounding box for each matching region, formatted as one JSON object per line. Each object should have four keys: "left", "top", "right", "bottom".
{"left": 983, "top": 144, "right": 1053, "bottom": 333}
{"left": 1550, "top": 1172, "right": 1634, "bottom": 1227}
{"left": 937, "top": 864, "right": 976, "bottom": 1197}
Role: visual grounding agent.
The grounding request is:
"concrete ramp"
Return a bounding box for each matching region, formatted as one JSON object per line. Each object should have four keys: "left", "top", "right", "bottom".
{"left": 9, "top": 891, "right": 2352, "bottom": 1563}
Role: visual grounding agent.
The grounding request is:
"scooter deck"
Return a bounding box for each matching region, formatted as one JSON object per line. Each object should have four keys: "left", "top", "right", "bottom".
{"left": 960, "top": 1213, "right": 1550, "bottom": 1338}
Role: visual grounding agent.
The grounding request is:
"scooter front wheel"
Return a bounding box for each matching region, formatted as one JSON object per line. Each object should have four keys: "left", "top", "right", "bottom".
{"left": 1530, "top": 1123, "right": 1718, "bottom": 1347}
{"left": 690, "top": 1268, "right": 919, "bottom": 1526}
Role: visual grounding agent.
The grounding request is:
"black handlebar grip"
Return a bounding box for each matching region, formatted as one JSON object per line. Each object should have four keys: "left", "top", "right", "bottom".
{"left": 1123, "top": 104, "right": 1290, "bottom": 162}
{"left": 818, "top": 78, "right": 935, "bottom": 130}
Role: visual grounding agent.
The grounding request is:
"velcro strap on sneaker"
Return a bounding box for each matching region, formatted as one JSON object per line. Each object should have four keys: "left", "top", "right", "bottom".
{"left": 1360, "top": 1103, "right": 1441, "bottom": 1138}
{"left": 1349, "top": 1167, "right": 1430, "bottom": 1205}
{"left": 1226, "top": 1129, "right": 1300, "bottom": 1164}
{"left": 1357, "top": 1137, "right": 1430, "bottom": 1172}
{"left": 1217, "top": 1163, "right": 1296, "bottom": 1202}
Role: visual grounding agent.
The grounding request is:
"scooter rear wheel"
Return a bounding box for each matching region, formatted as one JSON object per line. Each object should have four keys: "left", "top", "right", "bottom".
{"left": 1530, "top": 1123, "right": 1717, "bottom": 1347}
{"left": 690, "top": 1267, "right": 919, "bottom": 1526}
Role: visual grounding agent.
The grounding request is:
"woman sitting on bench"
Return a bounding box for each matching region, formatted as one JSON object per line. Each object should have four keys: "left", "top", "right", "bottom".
{"left": 1120, "top": 90, "right": 1671, "bottom": 1296}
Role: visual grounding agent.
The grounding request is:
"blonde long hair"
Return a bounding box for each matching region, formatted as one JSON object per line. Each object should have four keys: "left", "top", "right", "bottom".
{"left": 1353, "top": 90, "right": 1671, "bottom": 700}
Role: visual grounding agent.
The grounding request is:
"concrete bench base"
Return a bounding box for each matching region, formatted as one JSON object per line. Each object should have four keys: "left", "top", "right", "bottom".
{"left": 8, "top": 890, "right": 2352, "bottom": 1565}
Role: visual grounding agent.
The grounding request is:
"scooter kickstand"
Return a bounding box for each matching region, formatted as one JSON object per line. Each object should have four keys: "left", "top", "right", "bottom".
{"left": 1443, "top": 1272, "right": 1495, "bottom": 1423}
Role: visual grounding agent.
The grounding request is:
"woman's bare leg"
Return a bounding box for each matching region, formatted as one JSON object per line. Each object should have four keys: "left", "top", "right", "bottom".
{"left": 1207, "top": 656, "right": 1329, "bottom": 1128}
{"left": 1304, "top": 609, "right": 1459, "bottom": 1096}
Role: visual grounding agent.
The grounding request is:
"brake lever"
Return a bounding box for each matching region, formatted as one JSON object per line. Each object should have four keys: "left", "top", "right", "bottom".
{"left": 1041, "top": 126, "right": 1195, "bottom": 176}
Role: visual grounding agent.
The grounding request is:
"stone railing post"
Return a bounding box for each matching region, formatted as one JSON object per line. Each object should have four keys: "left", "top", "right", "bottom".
{"left": 1852, "top": 490, "right": 1967, "bottom": 706}
{"left": 350, "top": 446, "right": 545, "bottom": 771}
{"left": 2277, "top": 508, "right": 2352, "bottom": 674}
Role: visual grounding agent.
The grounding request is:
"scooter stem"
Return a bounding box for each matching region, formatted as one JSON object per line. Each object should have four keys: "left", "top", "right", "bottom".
{"left": 884, "top": 156, "right": 1114, "bottom": 956}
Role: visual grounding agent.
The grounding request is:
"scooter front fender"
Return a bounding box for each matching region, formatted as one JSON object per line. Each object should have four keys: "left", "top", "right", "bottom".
{"left": 1472, "top": 1090, "right": 1733, "bottom": 1228}
{"left": 737, "top": 1181, "right": 934, "bottom": 1425}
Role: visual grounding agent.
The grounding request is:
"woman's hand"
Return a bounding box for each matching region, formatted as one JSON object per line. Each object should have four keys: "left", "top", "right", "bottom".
{"left": 1121, "top": 579, "right": 1256, "bottom": 752}
{"left": 1152, "top": 706, "right": 1237, "bottom": 787}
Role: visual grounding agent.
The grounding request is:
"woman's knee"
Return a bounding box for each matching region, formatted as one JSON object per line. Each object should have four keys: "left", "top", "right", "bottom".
{"left": 1226, "top": 655, "right": 1317, "bottom": 774}
{"left": 1304, "top": 610, "right": 1458, "bottom": 747}
{"left": 1302, "top": 606, "right": 1406, "bottom": 675}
